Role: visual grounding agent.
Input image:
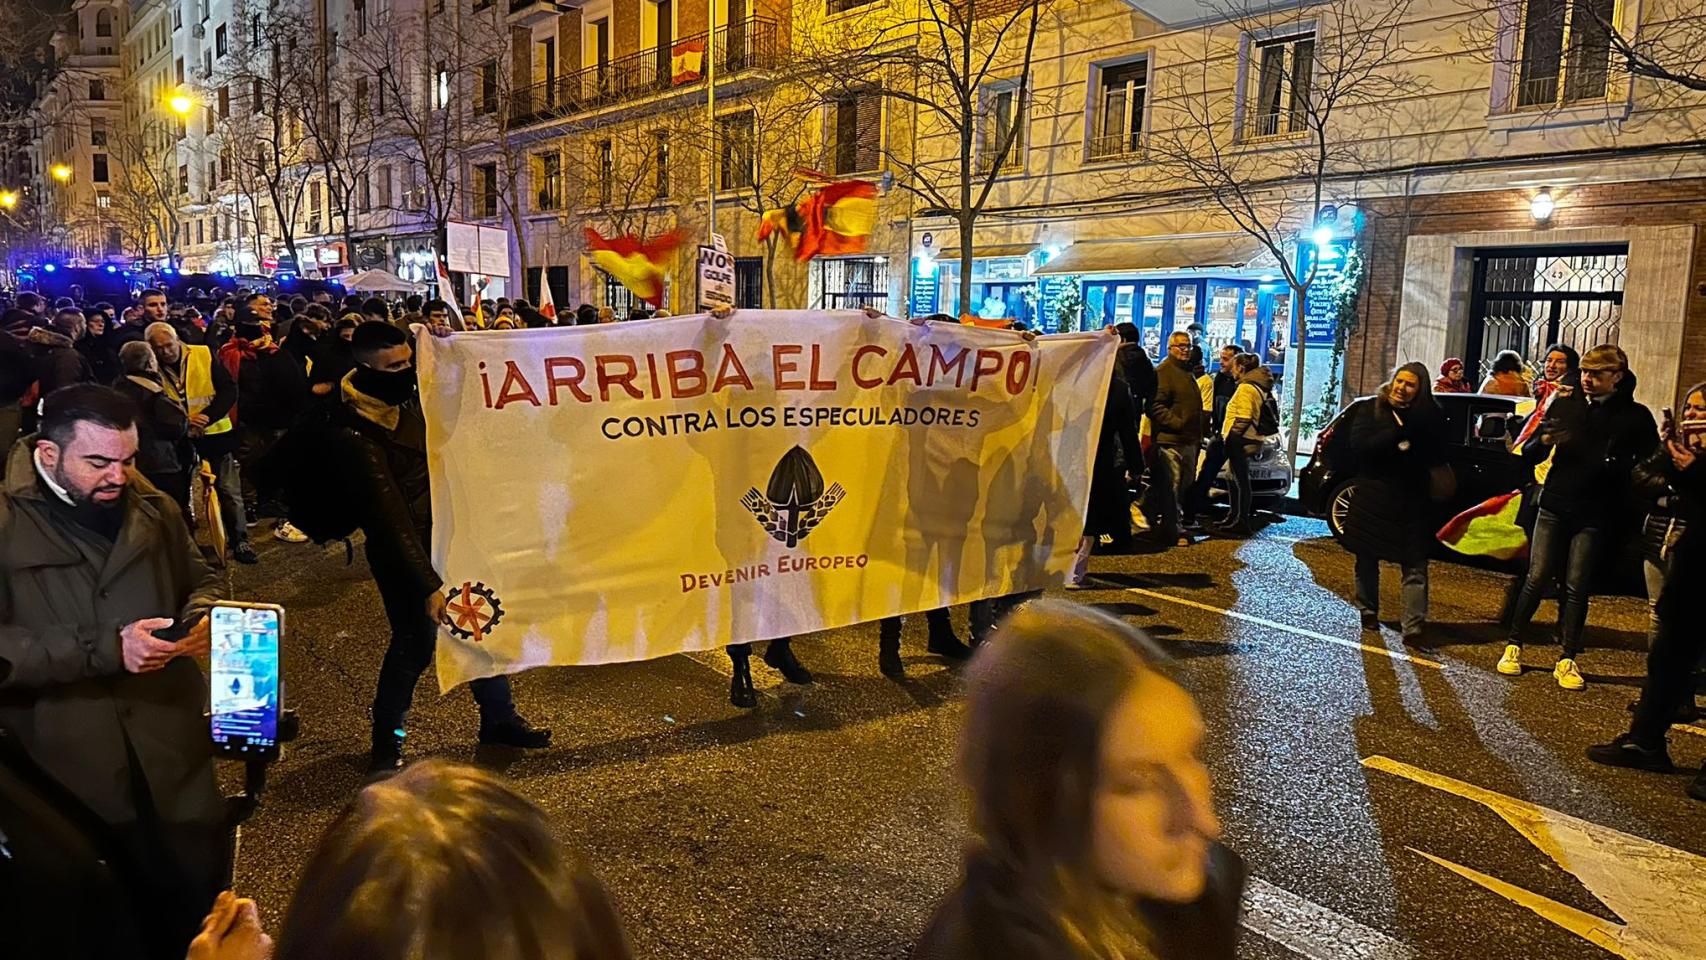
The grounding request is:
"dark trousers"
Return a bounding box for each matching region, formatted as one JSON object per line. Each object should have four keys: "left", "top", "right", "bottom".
{"left": 149, "top": 470, "right": 191, "bottom": 524}
{"left": 970, "top": 591, "right": 1041, "bottom": 643}
{"left": 194, "top": 432, "right": 248, "bottom": 546}
{"left": 1189, "top": 437, "right": 1258, "bottom": 525}
{"left": 879, "top": 608, "right": 952, "bottom": 642}
{"left": 237, "top": 425, "right": 285, "bottom": 512}
{"left": 369, "top": 554, "right": 517, "bottom": 735}
{"left": 1507, "top": 508, "right": 1598, "bottom": 657}
{"left": 1631, "top": 608, "right": 1703, "bottom": 746}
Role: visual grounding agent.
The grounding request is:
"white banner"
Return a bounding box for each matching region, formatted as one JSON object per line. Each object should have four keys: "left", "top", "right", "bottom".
{"left": 418, "top": 311, "right": 1116, "bottom": 689}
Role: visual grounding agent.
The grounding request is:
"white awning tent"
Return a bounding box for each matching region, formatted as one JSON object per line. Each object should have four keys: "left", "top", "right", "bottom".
{"left": 1032, "top": 235, "right": 1277, "bottom": 276}
{"left": 341, "top": 269, "right": 426, "bottom": 293}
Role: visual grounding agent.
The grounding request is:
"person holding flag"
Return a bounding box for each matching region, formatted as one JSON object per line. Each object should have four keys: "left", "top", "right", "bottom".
{"left": 584, "top": 228, "right": 686, "bottom": 307}
{"left": 536, "top": 276, "right": 558, "bottom": 324}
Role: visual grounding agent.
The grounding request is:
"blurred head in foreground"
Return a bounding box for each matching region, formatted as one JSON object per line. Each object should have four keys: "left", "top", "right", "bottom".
{"left": 275, "top": 760, "right": 632, "bottom": 960}
{"left": 957, "top": 600, "right": 1220, "bottom": 950}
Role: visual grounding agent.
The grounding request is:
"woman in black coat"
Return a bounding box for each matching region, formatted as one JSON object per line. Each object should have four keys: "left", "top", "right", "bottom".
{"left": 1070, "top": 354, "right": 1144, "bottom": 585}
{"left": 1342, "top": 361, "right": 1448, "bottom": 643}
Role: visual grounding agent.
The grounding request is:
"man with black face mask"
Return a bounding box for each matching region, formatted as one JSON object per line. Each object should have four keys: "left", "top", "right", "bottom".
{"left": 0, "top": 384, "right": 223, "bottom": 959}
{"left": 337, "top": 322, "right": 551, "bottom": 776}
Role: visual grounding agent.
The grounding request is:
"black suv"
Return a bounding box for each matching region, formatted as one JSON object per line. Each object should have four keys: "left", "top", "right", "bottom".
{"left": 1299, "top": 393, "right": 1531, "bottom": 544}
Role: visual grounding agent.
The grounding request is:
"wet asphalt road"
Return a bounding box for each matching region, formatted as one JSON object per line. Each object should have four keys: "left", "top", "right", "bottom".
{"left": 219, "top": 514, "right": 1704, "bottom": 960}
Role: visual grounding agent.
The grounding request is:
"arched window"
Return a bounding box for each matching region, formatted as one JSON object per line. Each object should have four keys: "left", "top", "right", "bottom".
{"left": 95, "top": 8, "right": 113, "bottom": 36}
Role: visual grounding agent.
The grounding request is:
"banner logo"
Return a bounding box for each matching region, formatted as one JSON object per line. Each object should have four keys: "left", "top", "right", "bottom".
{"left": 742, "top": 445, "right": 846, "bottom": 547}
{"left": 445, "top": 581, "right": 504, "bottom": 643}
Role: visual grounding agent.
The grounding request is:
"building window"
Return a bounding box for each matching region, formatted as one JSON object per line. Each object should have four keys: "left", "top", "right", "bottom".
{"left": 203, "top": 49, "right": 211, "bottom": 78}
{"left": 219, "top": 146, "right": 230, "bottom": 180}
{"left": 252, "top": 78, "right": 263, "bottom": 113}
{"left": 476, "top": 60, "right": 498, "bottom": 115}
{"left": 173, "top": 4, "right": 183, "bottom": 29}
{"left": 980, "top": 82, "right": 1025, "bottom": 171}
{"left": 176, "top": 57, "right": 185, "bottom": 84}
{"left": 1246, "top": 30, "right": 1313, "bottom": 140}
{"left": 207, "top": 162, "right": 216, "bottom": 189}
{"left": 196, "top": 219, "right": 204, "bottom": 244}
{"left": 595, "top": 140, "right": 613, "bottom": 206}
{"left": 89, "top": 79, "right": 105, "bottom": 100}
{"left": 96, "top": 9, "right": 113, "bottom": 36}
{"left": 179, "top": 163, "right": 190, "bottom": 194}
{"left": 218, "top": 85, "right": 230, "bottom": 117}
{"left": 433, "top": 63, "right": 450, "bottom": 109}
{"left": 377, "top": 68, "right": 391, "bottom": 114}
{"left": 93, "top": 154, "right": 109, "bottom": 182}
{"left": 215, "top": 23, "right": 228, "bottom": 57}
{"left": 376, "top": 164, "right": 392, "bottom": 206}
{"left": 354, "top": 0, "right": 367, "bottom": 36}
{"left": 355, "top": 76, "right": 369, "bottom": 118}
{"left": 1091, "top": 60, "right": 1146, "bottom": 160}
{"left": 827, "top": 0, "right": 875, "bottom": 13}
{"left": 251, "top": 13, "right": 260, "bottom": 44}
{"left": 474, "top": 162, "right": 499, "bottom": 217}
{"left": 536, "top": 152, "right": 563, "bottom": 210}
{"left": 308, "top": 181, "right": 323, "bottom": 233}
{"left": 358, "top": 172, "right": 371, "bottom": 211}
{"left": 652, "top": 130, "right": 670, "bottom": 199}
{"left": 96, "top": 192, "right": 112, "bottom": 209}
{"left": 90, "top": 118, "right": 107, "bottom": 147}
{"left": 718, "top": 111, "right": 754, "bottom": 190}
{"left": 1514, "top": 0, "right": 1615, "bottom": 109}
{"left": 830, "top": 89, "right": 881, "bottom": 175}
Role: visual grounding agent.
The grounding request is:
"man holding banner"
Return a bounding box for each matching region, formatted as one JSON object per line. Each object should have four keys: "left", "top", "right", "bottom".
{"left": 413, "top": 309, "right": 1116, "bottom": 691}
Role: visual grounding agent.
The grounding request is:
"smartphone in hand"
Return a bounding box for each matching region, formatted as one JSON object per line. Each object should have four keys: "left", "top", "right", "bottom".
{"left": 209, "top": 603, "right": 284, "bottom": 761}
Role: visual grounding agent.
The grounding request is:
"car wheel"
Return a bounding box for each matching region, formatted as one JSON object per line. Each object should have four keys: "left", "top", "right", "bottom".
{"left": 1327, "top": 481, "right": 1357, "bottom": 540}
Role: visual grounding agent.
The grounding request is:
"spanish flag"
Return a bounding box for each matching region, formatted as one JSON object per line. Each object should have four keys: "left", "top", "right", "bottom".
{"left": 584, "top": 228, "right": 685, "bottom": 307}
{"left": 758, "top": 178, "right": 878, "bottom": 262}
{"left": 1436, "top": 490, "right": 1529, "bottom": 561}
{"left": 671, "top": 40, "right": 705, "bottom": 85}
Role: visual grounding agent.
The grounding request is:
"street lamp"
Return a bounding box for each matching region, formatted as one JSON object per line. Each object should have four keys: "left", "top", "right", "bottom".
{"left": 0, "top": 190, "right": 17, "bottom": 209}
{"left": 51, "top": 164, "right": 72, "bottom": 183}
{"left": 169, "top": 93, "right": 196, "bottom": 116}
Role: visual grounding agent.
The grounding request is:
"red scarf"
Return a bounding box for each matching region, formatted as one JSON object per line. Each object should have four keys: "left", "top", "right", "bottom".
{"left": 215, "top": 335, "right": 277, "bottom": 426}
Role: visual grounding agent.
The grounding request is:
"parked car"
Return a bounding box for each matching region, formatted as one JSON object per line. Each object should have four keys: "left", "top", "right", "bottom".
{"left": 1299, "top": 392, "right": 1642, "bottom": 587}
{"left": 1300, "top": 392, "right": 1531, "bottom": 541}
{"left": 1201, "top": 433, "right": 1296, "bottom": 512}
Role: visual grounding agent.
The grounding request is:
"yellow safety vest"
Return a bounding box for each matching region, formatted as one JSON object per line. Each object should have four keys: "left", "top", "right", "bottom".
{"left": 166, "top": 344, "right": 234, "bottom": 436}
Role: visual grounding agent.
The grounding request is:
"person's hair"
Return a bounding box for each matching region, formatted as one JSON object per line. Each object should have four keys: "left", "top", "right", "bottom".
{"left": 302, "top": 303, "right": 333, "bottom": 323}
{"left": 143, "top": 320, "right": 178, "bottom": 342}
{"left": 1234, "top": 352, "right": 1261, "bottom": 373}
{"left": 1546, "top": 343, "right": 1579, "bottom": 368}
{"left": 404, "top": 293, "right": 424, "bottom": 312}
{"left": 1684, "top": 381, "right": 1706, "bottom": 408}
{"left": 351, "top": 320, "right": 408, "bottom": 359}
{"left": 274, "top": 761, "right": 632, "bottom": 960}
{"left": 362, "top": 296, "right": 390, "bottom": 319}
{"left": 139, "top": 288, "right": 166, "bottom": 303}
{"left": 118, "top": 340, "right": 156, "bottom": 373}
{"left": 51, "top": 307, "right": 84, "bottom": 332}
{"left": 242, "top": 292, "right": 269, "bottom": 306}
{"left": 335, "top": 312, "right": 363, "bottom": 332}
{"left": 1385, "top": 361, "right": 1438, "bottom": 409}
{"left": 959, "top": 600, "right": 1169, "bottom": 957}
{"left": 16, "top": 291, "right": 44, "bottom": 312}
{"left": 423, "top": 298, "right": 450, "bottom": 316}
{"left": 40, "top": 384, "right": 137, "bottom": 448}
{"left": 1167, "top": 330, "right": 1191, "bottom": 345}
{"left": 1490, "top": 350, "right": 1525, "bottom": 375}
{"left": 1219, "top": 343, "right": 1238, "bottom": 356}
{"left": 1112, "top": 321, "right": 1141, "bottom": 345}
{"left": 1580, "top": 343, "right": 1628, "bottom": 372}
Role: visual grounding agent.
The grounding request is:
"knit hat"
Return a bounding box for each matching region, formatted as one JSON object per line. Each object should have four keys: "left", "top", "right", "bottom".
{"left": 1440, "top": 358, "right": 1464, "bottom": 376}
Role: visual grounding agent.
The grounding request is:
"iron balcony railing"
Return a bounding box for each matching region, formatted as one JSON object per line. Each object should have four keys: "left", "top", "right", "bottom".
{"left": 510, "top": 17, "right": 785, "bottom": 126}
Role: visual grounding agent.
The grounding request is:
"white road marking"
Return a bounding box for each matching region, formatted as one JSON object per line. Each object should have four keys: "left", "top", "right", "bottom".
{"left": 1242, "top": 876, "right": 1417, "bottom": 960}
{"left": 1365, "top": 755, "right": 1706, "bottom": 960}
{"left": 1123, "top": 587, "right": 1444, "bottom": 669}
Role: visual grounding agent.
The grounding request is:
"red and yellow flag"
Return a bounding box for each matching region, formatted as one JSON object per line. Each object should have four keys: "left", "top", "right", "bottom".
{"left": 584, "top": 228, "right": 685, "bottom": 307}
{"left": 1436, "top": 489, "right": 1528, "bottom": 561}
{"left": 671, "top": 40, "right": 706, "bottom": 85}
{"left": 758, "top": 177, "right": 878, "bottom": 262}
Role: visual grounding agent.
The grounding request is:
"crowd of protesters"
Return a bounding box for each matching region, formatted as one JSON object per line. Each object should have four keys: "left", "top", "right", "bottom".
{"left": 0, "top": 277, "right": 1700, "bottom": 960}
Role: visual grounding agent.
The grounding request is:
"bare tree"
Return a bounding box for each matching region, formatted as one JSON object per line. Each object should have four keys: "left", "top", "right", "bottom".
{"left": 216, "top": 4, "right": 316, "bottom": 268}
{"left": 1143, "top": 0, "right": 1428, "bottom": 463}
{"left": 813, "top": 0, "right": 1050, "bottom": 312}
{"left": 110, "top": 124, "right": 188, "bottom": 266}
{"left": 294, "top": 23, "right": 384, "bottom": 263}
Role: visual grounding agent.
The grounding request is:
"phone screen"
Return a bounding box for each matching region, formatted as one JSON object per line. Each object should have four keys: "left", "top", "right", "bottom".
{"left": 210, "top": 604, "right": 282, "bottom": 759}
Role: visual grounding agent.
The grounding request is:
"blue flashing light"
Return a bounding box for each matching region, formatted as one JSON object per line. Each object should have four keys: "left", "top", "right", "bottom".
{"left": 42, "top": 263, "right": 56, "bottom": 273}
{"left": 161, "top": 266, "right": 176, "bottom": 275}
{"left": 104, "top": 264, "right": 117, "bottom": 274}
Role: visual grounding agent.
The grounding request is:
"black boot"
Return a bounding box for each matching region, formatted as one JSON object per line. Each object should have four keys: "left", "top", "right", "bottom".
{"left": 879, "top": 618, "right": 905, "bottom": 679}
{"left": 479, "top": 715, "right": 553, "bottom": 749}
{"left": 763, "top": 638, "right": 814, "bottom": 685}
{"left": 1585, "top": 733, "right": 1673, "bottom": 773}
{"left": 926, "top": 622, "right": 972, "bottom": 661}
{"left": 728, "top": 644, "right": 757, "bottom": 707}
{"left": 366, "top": 726, "right": 405, "bottom": 779}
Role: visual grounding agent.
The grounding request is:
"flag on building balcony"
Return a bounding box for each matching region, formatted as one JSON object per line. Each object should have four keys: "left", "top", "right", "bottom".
{"left": 1436, "top": 489, "right": 1529, "bottom": 561}
{"left": 435, "top": 256, "right": 466, "bottom": 330}
{"left": 757, "top": 177, "right": 878, "bottom": 263}
{"left": 671, "top": 40, "right": 706, "bottom": 85}
{"left": 537, "top": 274, "right": 557, "bottom": 321}
{"left": 584, "top": 227, "right": 685, "bottom": 307}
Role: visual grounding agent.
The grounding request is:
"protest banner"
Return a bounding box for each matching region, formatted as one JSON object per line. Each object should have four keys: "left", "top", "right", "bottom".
{"left": 416, "top": 310, "right": 1116, "bottom": 689}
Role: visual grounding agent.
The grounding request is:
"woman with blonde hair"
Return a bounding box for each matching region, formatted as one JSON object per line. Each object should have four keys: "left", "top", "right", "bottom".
{"left": 915, "top": 600, "right": 1242, "bottom": 960}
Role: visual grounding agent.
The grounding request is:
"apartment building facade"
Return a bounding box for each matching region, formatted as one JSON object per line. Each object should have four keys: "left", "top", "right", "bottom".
{"left": 903, "top": 0, "right": 1706, "bottom": 413}
{"left": 30, "top": 0, "right": 128, "bottom": 263}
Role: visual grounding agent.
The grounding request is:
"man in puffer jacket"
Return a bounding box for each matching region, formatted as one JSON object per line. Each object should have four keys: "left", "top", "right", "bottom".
{"left": 1500, "top": 345, "right": 1657, "bottom": 691}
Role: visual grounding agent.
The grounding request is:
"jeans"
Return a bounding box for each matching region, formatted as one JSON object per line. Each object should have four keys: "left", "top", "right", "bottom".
{"left": 1355, "top": 553, "right": 1429, "bottom": 634}
{"left": 370, "top": 552, "right": 517, "bottom": 735}
{"left": 1507, "top": 508, "right": 1598, "bottom": 657}
{"left": 1151, "top": 443, "right": 1198, "bottom": 540}
{"left": 195, "top": 433, "right": 249, "bottom": 546}
{"left": 1191, "top": 437, "right": 1258, "bottom": 526}
{"left": 1643, "top": 556, "right": 1672, "bottom": 649}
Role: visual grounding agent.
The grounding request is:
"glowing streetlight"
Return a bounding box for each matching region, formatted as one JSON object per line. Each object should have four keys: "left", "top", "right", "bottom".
{"left": 168, "top": 93, "right": 196, "bottom": 116}
{"left": 0, "top": 190, "right": 17, "bottom": 209}
{"left": 51, "top": 164, "right": 72, "bottom": 183}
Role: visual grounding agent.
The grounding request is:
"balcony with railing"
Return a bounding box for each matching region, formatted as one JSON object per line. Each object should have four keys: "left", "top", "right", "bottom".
{"left": 510, "top": 17, "right": 785, "bottom": 126}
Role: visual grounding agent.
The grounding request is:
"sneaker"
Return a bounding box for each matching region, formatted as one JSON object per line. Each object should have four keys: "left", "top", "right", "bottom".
{"left": 273, "top": 521, "right": 309, "bottom": 543}
{"left": 1359, "top": 610, "right": 1379, "bottom": 631}
{"left": 232, "top": 541, "right": 259, "bottom": 565}
{"left": 1554, "top": 657, "right": 1586, "bottom": 691}
{"left": 366, "top": 727, "right": 405, "bottom": 779}
{"left": 1585, "top": 734, "right": 1672, "bottom": 772}
{"left": 478, "top": 715, "right": 553, "bottom": 749}
{"left": 1496, "top": 644, "right": 1523, "bottom": 676}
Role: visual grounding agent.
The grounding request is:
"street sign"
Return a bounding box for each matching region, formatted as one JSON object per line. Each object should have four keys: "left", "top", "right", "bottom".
{"left": 696, "top": 245, "right": 735, "bottom": 311}
{"left": 711, "top": 232, "right": 728, "bottom": 253}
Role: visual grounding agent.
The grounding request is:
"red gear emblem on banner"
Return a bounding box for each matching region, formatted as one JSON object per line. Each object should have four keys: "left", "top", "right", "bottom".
{"left": 445, "top": 581, "right": 504, "bottom": 643}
